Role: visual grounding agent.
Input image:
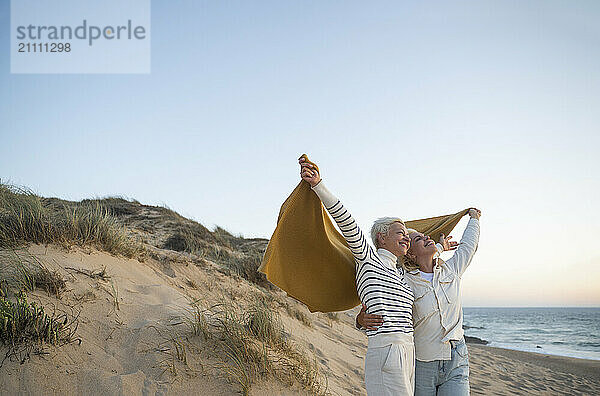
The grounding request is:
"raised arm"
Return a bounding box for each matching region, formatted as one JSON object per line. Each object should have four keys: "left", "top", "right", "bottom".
{"left": 300, "top": 158, "right": 373, "bottom": 263}
{"left": 447, "top": 208, "right": 481, "bottom": 276}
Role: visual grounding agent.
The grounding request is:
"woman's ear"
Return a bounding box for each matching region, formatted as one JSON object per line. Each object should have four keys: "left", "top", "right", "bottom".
{"left": 376, "top": 232, "right": 385, "bottom": 247}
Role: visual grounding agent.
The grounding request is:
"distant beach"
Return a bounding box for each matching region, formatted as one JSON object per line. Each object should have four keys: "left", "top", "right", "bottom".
{"left": 467, "top": 342, "right": 600, "bottom": 395}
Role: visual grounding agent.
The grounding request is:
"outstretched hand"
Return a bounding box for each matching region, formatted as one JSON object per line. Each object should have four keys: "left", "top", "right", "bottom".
{"left": 468, "top": 208, "right": 482, "bottom": 220}
{"left": 299, "top": 157, "right": 321, "bottom": 187}
{"left": 356, "top": 303, "right": 383, "bottom": 330}
{"left": 439, "top": 234, "right": 459, "bottom": 251}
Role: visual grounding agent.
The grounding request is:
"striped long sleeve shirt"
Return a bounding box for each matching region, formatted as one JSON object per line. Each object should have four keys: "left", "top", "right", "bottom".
{"left": 312, "top": 182, "right": 414, "bottom": 346}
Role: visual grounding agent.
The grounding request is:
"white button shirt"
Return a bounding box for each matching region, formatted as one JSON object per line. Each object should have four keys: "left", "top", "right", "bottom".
{"left": 405, "top": 218, "right": 480, "bottom": 362}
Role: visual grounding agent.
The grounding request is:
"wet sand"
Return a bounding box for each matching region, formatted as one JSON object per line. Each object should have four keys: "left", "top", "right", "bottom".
{"left": 468, "top": 343, "right": 600, "bottom": 395}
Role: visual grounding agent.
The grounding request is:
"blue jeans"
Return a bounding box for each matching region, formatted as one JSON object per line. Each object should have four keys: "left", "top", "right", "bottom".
{"left": 414, "top": 339, "right": 470, "bottom": 396}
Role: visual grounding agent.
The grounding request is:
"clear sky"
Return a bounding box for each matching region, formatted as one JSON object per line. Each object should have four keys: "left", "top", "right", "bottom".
{"left": 1, "top": 1, "right": 599, "bottom": 307}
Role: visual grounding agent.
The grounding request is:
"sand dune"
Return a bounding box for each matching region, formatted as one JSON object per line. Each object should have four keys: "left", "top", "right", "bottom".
{"left": 1, "top": 244, "right": 598, "bottom": 395}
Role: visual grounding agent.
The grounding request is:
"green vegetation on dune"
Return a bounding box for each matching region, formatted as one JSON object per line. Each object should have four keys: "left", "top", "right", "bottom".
{"left": 0, "top": 250, "right": 76, "bottom": 366}
{"left": 163, "top": 222, "right": 216, "bottom": 253}
{"left": 160, "top": 218, "right": 272, "bottom": 289}
{"left": 0, "top": 183, "right": 144, "bottom": 258}
{"left": 189, "top": 296, "right": 326, "bottom": 395}
{"left": 0, "top": 293, "right": 75, "bottom": 349}
{"left": 0, "top": 181, "right": 272, "bottom": 289}
{"left": 0, "top": 182, "right": 330, "bottom": 393}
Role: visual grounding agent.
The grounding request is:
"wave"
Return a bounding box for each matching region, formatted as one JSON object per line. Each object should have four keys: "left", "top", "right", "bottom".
{"left": 463, "top": 325, "right": 485, "bottom": 330}
{"left": 577, "top": 342, "right": 600, "bottom": 348}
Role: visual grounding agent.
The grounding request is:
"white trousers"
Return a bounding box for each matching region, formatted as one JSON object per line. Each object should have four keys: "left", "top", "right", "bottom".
{"left": 365, "top": 342, "right": 415, "bottom": 396}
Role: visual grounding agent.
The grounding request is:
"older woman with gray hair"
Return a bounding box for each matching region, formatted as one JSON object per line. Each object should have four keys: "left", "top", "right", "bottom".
{"left": 300, "top": 157, "right": 416, "bottom": 396}
{"left": 357, "top": 208, "right": 481, "bottom": 395}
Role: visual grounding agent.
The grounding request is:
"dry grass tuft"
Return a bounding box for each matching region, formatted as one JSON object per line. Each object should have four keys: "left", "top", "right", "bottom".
{"left": 248, "top": 300, "right": 287, "bottom": 347}
{"left": 0, "top": 250, "right": 65, "bottom": 298}
{"left": 284, "top": 302, "right": 313, "bottom": 328}
{"left": 29, "top": 266, "right": 66, "bottom": 298}
{"left": 156, "top": 335, "right": 189, "bottom": 377}
{"left": 213, "top": 226, "right": 245, "bottom": 250}
{"left": 80, "top": 196, "right": 141, "bottom": 217}
{"left": 163, "top": 222, "right": 272, "bottom": 290}
{"left": 64, "top": 266, "right": 110, "bottom": 281}
{"left": 189, "top": 304, "right": 212, "bottom": 341}
{"left": 163, "top": 223, "right": 215, "bottom": 253}
{"left": 0, "top": 183, "right": 144, "bottom": 258}
{"left": 188, "top": 297, "right": 327, "bottom": 395}
{"left": 325, "top": 312, "right": 340, "bottom": 323}
{"left": 228, "top": 252, "right": 272, "bottom": 290}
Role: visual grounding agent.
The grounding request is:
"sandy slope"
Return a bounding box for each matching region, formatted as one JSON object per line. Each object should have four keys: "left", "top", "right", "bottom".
{"left": 1, "top": 245, "right": 599, "bottom": 395}
{"left": 1, "top": 245, "right": 232, "bottom": 395}
{"left": 0, "top": 245, "right": 366, "bottom": 395}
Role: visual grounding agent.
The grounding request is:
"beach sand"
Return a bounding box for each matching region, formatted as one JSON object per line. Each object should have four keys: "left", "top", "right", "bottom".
{"left": 1, "top": 244, "right": 598, "bottom": 395}
{"left": 468, "top": 344, "right": 600, "bottom": 395}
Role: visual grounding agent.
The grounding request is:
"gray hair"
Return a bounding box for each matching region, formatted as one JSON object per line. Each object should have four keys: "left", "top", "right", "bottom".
{"left": 370, "top": 217, "right": 405, "bottom": 248}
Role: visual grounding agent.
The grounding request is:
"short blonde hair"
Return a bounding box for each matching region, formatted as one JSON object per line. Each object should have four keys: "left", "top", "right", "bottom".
{"left": 370, "top": 217, "right": 404, "bottom": 248}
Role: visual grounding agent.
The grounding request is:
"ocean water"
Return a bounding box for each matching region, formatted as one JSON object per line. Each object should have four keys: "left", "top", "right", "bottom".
{"left": 462, "top": 307, "right": 600, "bottom": 361}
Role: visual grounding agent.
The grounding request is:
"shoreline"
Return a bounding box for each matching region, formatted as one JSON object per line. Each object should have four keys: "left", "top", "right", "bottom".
{"left": 464, "top": 335, "right": 600, "bottom": 362}
{"left": 486, "top": 343, "right": 600, "bottom": 362}
{"left": 468, "top": 343, "right": 600, "bottom": 382}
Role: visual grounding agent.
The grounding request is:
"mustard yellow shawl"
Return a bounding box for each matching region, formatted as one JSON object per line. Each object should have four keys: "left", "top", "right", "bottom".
{"left": 259, "top": 155, "right": 468, "bottom": 313}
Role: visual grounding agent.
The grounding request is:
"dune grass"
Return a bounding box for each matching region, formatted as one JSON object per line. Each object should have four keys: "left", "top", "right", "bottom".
{"left": 0, "top": 250, "right": 65, "bottom": 298}
{"left": 0, "top": 293, "right": 72, "bottom": 347}
{"left": 229, "top": 251, "right": 272, "bottom": 290}
{"left": 164, "top": 224, "right": 272, "bottom": 290}
{"left": 80, "top": 196, "right": 141, "bottom": 217}
{"left": 0, "top": 249, "right": 77, "bottom": 365}
{"left": 188, "top": 296, "right": 327, "bottom": 395}
{"left": 0, "top": 183, "right": 144, "bottom": 258}
{"left": 282, "top": 301, "right": 312, "bottom": 328}
{"left": 325, "top": 312, "right": 340, "bottom": 323}
{"left": 163, "top": 223, "right": 215, "bottom": 253}
{"left": 0, "top": 292, "right": 79, "bottom": 366}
